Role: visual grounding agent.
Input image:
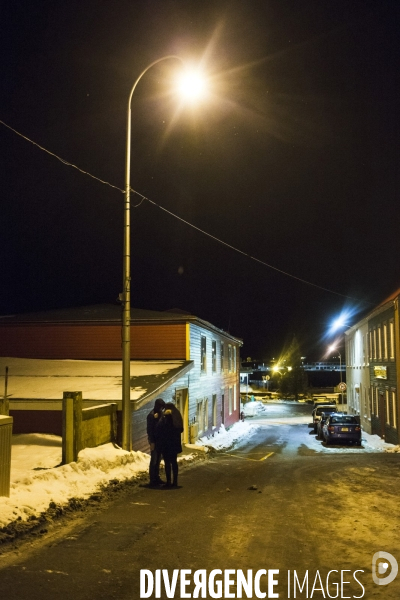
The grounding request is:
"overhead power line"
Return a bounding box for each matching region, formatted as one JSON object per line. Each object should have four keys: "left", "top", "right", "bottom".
{"left": 1, "top": 118, "right": 369, "bottom": 304}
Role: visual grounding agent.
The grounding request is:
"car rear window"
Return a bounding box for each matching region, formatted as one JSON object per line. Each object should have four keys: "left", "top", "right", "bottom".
{"left": 330, "top": 416, "right": 358, "bottom": 424}
{"left": 316, "top": 407, "right": 336, "bottom": 415}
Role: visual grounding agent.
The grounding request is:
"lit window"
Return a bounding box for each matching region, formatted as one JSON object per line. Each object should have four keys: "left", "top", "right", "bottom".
{"left": 212, "top": 341, "right": 217, "bottom": 373}
{"left": 368, "top": 331, "right": 372, "bottom": 361}
{"left": 204, "top": 398, "right": 209, "bottom": 431}
{"left": 386, "top": 389, "right": 390, "bottom": 424}
{"left": 212, "top": 394, "right": 217, "bottom": 428}
{"left": 383, "top": 323, "right": 388, "bottom": 360}
{"left": 233, "top": 384, "right": 237, "bottom": 411}
{"left": 392, "top": 391, "right": 397, "bottom": 428}
{"left": 378, "top": 327, "right": 382, "bottom": 360}
{"left": 197, "top": 401, "right": 203, "bottom": 433}
{"left": 220, "top": 342, "right": 225, "bottom": 373}
{"left": 390, "top": 321, "right": 395, "bottom": 359}
{"left": 233, "top": 346, "right": 237, "bottom": 372}
{"left": 201, "top": 336, "right": 207, "bottom": 373}
{"left": 228, "top": 386, "right": 233, "bottom": 415}
{"left": 228, "top": 345, "right": 232, "bottom": 372}
{"left": 373, "top": 329, "right": 377, "bottom": 360}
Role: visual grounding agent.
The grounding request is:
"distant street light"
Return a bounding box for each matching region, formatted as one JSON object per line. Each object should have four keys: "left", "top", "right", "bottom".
{"left": 122, "top": 56, "right": 207, "bottom": 451}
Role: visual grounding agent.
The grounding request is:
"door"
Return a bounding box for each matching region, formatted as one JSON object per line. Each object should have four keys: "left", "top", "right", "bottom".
{"left": 175, "top": 388, "right": 189, "bottom": 444}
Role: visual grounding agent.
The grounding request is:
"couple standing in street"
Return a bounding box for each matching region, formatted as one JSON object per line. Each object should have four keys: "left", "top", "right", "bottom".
{"left": 146, "top": 398, "right": 184, "bottom": 488}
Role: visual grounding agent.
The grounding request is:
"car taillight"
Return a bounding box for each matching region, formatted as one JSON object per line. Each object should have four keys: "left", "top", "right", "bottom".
{"left": 355, "top": 426, "right": 361, "bottom": 431}
{"left": 328, "top": 426, "right": 334, "bottom": 432}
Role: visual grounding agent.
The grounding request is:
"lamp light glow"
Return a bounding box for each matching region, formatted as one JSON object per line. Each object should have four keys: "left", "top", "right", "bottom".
{"left": 177, "top": 69, "right": 207, "bottom": 101}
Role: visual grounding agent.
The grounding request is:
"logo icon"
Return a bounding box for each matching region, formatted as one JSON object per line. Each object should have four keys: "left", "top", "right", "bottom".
{"left": 372, "top": 552, "right": 398, "bottom": 585}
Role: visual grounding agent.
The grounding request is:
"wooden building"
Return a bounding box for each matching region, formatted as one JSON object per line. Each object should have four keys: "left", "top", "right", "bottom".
{"left": 0, "top": 305, "right": 242, "bottom": 451}
{"left": 345, "top": 290, "right": 400, "bottom": 444}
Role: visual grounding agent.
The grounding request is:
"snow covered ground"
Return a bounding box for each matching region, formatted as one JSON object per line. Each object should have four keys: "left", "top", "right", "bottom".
{"left": 241, "top": 400, "right": 399, "bottom": 454}
{"left": 1, "top": 408, "right": 398, "bottom": 529}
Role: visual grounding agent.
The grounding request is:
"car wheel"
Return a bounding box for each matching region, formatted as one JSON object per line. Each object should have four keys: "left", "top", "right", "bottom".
{"left": 356, "top": 440, "right": 362, "bottom": 447}
{"left": 325, "top": 437, "right": 331, "bottom": 445}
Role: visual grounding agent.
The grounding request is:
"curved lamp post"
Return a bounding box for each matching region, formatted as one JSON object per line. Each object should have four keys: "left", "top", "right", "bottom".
{"left": 122, "top": 56, "right": 205, "bottom": 450}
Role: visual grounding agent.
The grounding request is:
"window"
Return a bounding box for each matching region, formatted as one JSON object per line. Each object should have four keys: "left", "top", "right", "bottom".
{"left": 220, "top": 342, "right": 225, "bottom": 373}
{"left": 197, "top": 401, "right": 203, "bottom": 433}
{"left": 383, "top": 323, "right": 388, "bottom": 360}
{"left": 228, "top": 344, "right": 232, "bottom": 372}
{"left": 373, "top": 329, "right": 377, "bottom": 360}
{"left": 201, "top": 336, "right": 207, "bottom": 373}
{"left": 378, "top": 326, "right": 382, "bottom": 360}
{"left": 386, "top": 389, "right": 390, "bottom": 424}
{"left": 375, "top": 387, "right": 379, "bottom": 416}
{"left": 212, "top": 340, "right": 217, "bottom": 373}
{"left": 233, "top": 346, "right": 237, "bottom": 372}
{"left": 204, "top": 398, "right": 209, "bottom": 431}
{"left": 368, "top": 331, "right": 372, "bottom": 361}
{"left": 212, "top": 394, "right": 217, "bottom": 428}
{"left": 390, "top": 320, "right": 395, "bottom": 359}
{"left": 233, "top": 384, "right": 237, "bottom": 411}
{"left": 362, "top": 335, "right": 366, "bottom": 365}
{"left": 392, "top": 391, "right": 397, "bottom": 428}
{"left": 197, "top": 399, "right": 208, "bottom": 433}
{"left": 228, "top": 387, "right": 233, "bottom": 415}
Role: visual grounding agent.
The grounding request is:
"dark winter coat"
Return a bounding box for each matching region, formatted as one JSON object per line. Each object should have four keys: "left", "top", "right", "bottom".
{"left": 155, "top": 404, "right": 183, "bottom": 458}
{"left": 147, "top": 398, "right": 165, "bottom": 445}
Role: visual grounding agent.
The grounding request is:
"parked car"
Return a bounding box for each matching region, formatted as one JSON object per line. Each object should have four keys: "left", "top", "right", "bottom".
{"left": 312, "top": 400, "right": 337, "bottom": 412}
{"left": 322, "top": 414, "right": 362, "bottom": 446}
{"left": 312, "top": 405, "right": 338, "bottom": 432}
{"left": 316, "top": 411, "right": 341, "bottom": 439}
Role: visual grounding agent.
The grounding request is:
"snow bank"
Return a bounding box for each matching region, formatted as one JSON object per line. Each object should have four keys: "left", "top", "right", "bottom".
{"left": 0, "top": 438, "right": 151, "bottom": 528}
{"left": 362, "top": 433, "right": 396, "bottom": 452}
{"left": 242, "top": 400, "right": 268, "bottom": 417}
{"left": 385, "top": 444, "right": 400, "bottom": 453}
{"left": 196, "top": 421, "right": 257, "bottom": 451}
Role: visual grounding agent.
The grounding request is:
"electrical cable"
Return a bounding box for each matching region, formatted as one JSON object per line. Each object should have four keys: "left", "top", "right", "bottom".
{"left": 1, "top": 118, "right": 370, "bottom": 304}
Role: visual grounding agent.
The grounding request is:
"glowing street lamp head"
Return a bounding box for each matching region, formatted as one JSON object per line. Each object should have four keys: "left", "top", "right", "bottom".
{"left": 328, "top": 309, "right": 354, "bottom": 335}
{"left": 331, "top": 315, "right": 346, "bottom": 333}
{"left": 176, "top": 69, "right": 207, "bottom": 102}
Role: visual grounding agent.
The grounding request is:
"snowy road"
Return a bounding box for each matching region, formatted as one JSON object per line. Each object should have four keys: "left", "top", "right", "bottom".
{"left": 1, "top": 402, "right": 400, "bottom": 599}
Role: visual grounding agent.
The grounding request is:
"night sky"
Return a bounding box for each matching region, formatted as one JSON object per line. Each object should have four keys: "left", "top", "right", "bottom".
{"left": 1, "top": 0, "right": 399, "bottom": 360}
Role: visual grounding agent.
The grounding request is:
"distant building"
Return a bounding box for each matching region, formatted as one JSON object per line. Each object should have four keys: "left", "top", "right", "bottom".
{"left": 345, "top": 290, "right": 399, "bottom": 444}
{"left": 0, "top": 304, "right": 242, "bottom": 451}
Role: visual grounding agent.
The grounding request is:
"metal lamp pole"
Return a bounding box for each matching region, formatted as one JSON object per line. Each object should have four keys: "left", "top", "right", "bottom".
{"left": 122, "top": 55, "right": 184, "bottom": 451}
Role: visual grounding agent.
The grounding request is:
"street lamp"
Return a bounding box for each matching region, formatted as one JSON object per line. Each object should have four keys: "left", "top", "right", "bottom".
{"left": 122, "top": 56, "right": 207, "bottom": 450}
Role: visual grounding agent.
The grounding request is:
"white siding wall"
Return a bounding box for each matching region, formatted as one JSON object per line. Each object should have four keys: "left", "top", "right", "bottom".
{"left": 188, "top": 323, "right": 240, "bottom": 435}
{"left": 345, "top": 320, "right": 371, "bottom": 433}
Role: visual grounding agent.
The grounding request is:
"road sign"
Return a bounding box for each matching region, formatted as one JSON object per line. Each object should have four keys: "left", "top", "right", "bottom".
{"left": 338, "top": 382, "right": 347, "bottom": 391}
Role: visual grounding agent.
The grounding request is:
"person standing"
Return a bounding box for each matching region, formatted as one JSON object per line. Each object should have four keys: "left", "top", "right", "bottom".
{"left": 156, "top": 402, "right": 183, "bottom": 488}
{"left": 146, "top": 398, "right": 165, "bottom": 487}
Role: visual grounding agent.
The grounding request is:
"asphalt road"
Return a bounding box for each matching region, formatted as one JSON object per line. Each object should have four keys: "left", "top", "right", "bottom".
{"left": 1, "top": 402, "right": 400, "bottom": 599}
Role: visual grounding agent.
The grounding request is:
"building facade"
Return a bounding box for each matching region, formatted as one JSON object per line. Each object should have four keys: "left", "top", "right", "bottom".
{"left": 345, "top": 290, "right": 400, "bottom": 444}
{"left": 0, "top": 305, "right": 242, "bottom": 451}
